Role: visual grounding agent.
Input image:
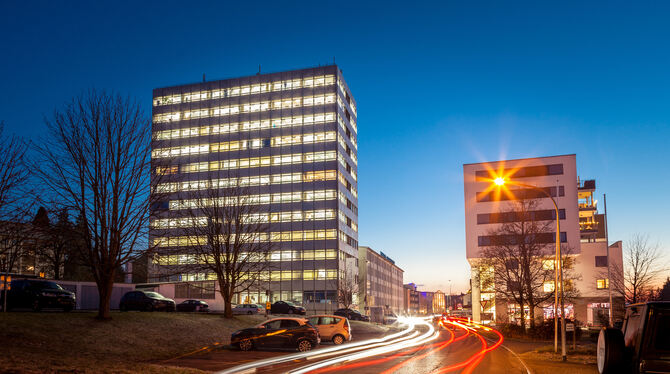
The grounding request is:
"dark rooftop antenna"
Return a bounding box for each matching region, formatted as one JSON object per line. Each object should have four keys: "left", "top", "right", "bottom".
{"left": 202, "top": 73, "right": 206, "bottom": 82}
{"left": 257, "top": 64, "right": 261, "bottom": 75}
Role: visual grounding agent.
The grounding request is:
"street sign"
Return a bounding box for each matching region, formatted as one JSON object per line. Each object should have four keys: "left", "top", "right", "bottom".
{"left": 266, "top": 301, "right": 271, "bottom": 310}
{"left": 566, "top": 323, "right": 575, "bottom": 332}
{"left": 0, "top": 275, "right": 10, "bottom": 291}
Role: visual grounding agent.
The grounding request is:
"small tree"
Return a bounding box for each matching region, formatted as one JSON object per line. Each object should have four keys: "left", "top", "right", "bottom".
{"left": 654, "top": 278, "right": 670, "bottom": 301}
{"left": 335, "top": 253, "right": 360, "bottom": 311}
{"left": 33, "top": 91, "right": 159, "bottom": 319}
{"left": 480, "top": 199, "right": 579, "bottom": 328}
{"left": 609, "top": 234, "right": 668, "bottom": 304}
{"left": 171, "top": 173, "right": 274, "bottom": 318}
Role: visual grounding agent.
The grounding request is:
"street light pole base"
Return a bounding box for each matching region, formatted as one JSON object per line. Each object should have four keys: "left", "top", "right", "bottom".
{"left": 562, "top": 355, "right": 567, "bottom": 362}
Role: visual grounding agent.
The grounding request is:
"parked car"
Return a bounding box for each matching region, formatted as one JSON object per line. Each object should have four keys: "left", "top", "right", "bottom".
{"left": 270, "top": 300, "right": 306, "bottom": 315}
{"left": 308, "top": 315, "right": 351, "bottom": 344}
{"left": 0, "top": 279, "right": 75, "bottom": 312}
{"left": 597, "top": 301, "right": 669, "bottom": 374}
{"left": 231, "top": 317, "right": 320, "bottom": 352}
{"left": 176, "top": 299, "right": 209, "bottom": 312}
{"left": 334, "top": 308, "right": 370, "bottom": 322}
{"left": 119, "top": 290, "right": 175, "bottom": 312}
{"left": 232, "top": 304, "right": 264, "bottom": 315}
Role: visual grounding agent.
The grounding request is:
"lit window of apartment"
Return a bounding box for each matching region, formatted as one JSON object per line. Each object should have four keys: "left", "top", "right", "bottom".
{"left": 596, "top": 279, "right": 609, "bottom": 289}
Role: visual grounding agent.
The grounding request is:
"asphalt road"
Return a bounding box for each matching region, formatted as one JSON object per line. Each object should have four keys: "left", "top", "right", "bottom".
{"left": 166, "top": 318, "right": 532, "bottom": 374}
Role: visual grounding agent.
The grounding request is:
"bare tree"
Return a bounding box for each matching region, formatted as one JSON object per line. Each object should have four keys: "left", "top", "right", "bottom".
{"left": 168, "top": 173, "right": 274, "bottom": 318}
{"left": 609, "top": 234, "right": 668, "bottom": 304}
{"left": 336, "top": 263, "right": 360, "bottom": 310}
{"left": 0, "top": 123, "right": 31, "bottom": 307}
{"left": 0, "top": 123, "right": 29, "bottom": 221}
{"left": 480, "top": 199, "right": 579, "bottom": 328}
{"left": 33, "top": 91, "right": 158, "bottom": 319}
{"left": 33, "top": 206, "right": 76, "bottom": 280}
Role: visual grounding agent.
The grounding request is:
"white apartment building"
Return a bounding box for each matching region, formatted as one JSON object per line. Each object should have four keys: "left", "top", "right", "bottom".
{"left": 463, "top": 154, "right": 624, "bottom": 327}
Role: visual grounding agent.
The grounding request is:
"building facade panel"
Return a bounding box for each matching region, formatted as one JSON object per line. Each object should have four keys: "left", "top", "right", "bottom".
{"left": 149, "top": 65, "right": 357, "bottom": 313}
{"left": 463, "top": 154, "right": 624, "bottom": 326}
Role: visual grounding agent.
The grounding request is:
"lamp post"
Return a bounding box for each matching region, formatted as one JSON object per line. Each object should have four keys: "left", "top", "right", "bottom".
{"left": 493, "top": 177, "right": 566, "bottom": 360}
{"left": 448, "top": 279, "right": 452, "bottom": 312}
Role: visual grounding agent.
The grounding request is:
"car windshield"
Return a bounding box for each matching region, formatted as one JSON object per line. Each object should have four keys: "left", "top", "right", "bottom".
{"left": 144, "top": 292, "right": 163, "bottom": 298}
{"left": 284, "top": 301, "right": 296, "bottom": 306}
{"left": 33, "top": 281, "right": 63, "bottom": 290}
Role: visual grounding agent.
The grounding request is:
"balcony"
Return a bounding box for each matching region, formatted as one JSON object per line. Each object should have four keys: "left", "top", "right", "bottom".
{"left": 578, "top": 202, "right": 597, "bottom": 211}
{"left": 578, "top": 179, "right": 596, "bottom": 191}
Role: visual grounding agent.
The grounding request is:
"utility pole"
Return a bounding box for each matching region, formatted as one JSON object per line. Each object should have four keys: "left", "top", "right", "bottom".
{"left": 604, "top": 194, "right": 613, "bottom": 327}
{"left": 559, "top": 178, "right": 566, "bottom": 362}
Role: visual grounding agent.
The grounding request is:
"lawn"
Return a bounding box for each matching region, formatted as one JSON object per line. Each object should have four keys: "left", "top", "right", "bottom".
{"left": 0, "top": 311, "right": 266, "bottom": 373}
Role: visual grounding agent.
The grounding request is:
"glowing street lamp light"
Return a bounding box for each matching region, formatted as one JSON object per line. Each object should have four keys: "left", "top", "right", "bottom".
{"left": 491, "top": 175, "right": 567, "bottom": 361}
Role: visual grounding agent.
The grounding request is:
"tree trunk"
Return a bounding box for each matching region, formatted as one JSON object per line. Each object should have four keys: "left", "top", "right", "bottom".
{"left": 224, "top": 298, "right": 233, "bottom": 318}
{"left": 96, "top": 271, "right": 115, "bottom": 320}
{"left": 219, "top": 280, "right": 233, "bottom": 318}
{"left": 528, "top": 303, "right": 536, "bottom": 328}
{"left": 518, "top": 296, "right": 526, "bottom": 329}
{"left": 53, "top": 262, "right": 60, "bottom": 280}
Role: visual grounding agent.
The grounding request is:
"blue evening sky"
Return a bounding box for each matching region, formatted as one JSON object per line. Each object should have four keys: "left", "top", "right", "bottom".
{"left": 1, "top": 1, "right": 669, "bottom": 292}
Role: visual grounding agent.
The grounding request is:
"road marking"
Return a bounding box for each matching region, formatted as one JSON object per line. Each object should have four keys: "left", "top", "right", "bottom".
{"left": 480, "top": 336, "right": 532, "bottom": 374}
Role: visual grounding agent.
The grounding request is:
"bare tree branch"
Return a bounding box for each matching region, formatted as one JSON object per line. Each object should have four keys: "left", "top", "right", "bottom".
{"left": 610, "top": 234, "right": 668, "bottom": 304}
{"left": 32, "top": 90, "right": 159, "bottom": 319}
{"left": 159, "top": 170, "right": 274, "bottom": 318}
{"left": 480, "top": 199, "right": 580, "bottom": 328}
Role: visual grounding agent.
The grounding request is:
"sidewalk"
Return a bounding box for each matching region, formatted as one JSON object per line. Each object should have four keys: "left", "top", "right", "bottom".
{"left": 505, "top": 339, "right": 598, "bottom": 374}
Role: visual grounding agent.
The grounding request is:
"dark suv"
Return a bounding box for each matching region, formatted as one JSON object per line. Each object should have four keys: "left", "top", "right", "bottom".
{"left": 334, "top": 308, "right": 370, "bottom": 322}
{"left": 597, "top": 301, "right": 670, "bottom": 374}
{"left": 0, "top": 279, "right": 76, "bottom": 312}
{"left": 119, "top": 290, "right": 175, "bottom": 312}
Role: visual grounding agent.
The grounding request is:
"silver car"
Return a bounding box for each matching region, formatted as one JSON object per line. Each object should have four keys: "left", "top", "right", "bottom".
{"left": 232, "top": 303, "right": 264, "bottom": 315}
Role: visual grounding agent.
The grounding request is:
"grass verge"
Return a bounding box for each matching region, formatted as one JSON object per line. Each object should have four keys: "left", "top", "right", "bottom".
{"left": 0, "top": 311, "right": 266, "bottom": 373}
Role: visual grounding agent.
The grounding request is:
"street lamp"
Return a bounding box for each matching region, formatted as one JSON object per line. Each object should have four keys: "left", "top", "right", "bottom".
{"left": 492, "top": 176, "right": 567, "bottom": 361}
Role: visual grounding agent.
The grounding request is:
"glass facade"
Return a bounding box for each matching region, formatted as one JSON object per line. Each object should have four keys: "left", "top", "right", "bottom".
{"left": 149, "top": 65, "right": 358, "bottom": 312}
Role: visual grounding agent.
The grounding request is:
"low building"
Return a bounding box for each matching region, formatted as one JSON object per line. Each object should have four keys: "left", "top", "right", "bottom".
{"left": 419, "top": 291, "right": 434, "bottom": 314}
{"left": 433, "top": 290, "right": 446, "bottom": 314}
{"left": 358, "top": 246, "right": 404, "bottom": 321}
{"left": 403, "top": 283, "right": 419, "bottom": 314}
{"left": 463, "top": 155, "right": 625, "bottom": 326}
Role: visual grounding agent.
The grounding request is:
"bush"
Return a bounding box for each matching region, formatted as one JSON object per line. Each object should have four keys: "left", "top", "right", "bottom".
{"left": 496, "top": 323, "right": 527, "bottom": 338}
{"left": 528, "top": 318, "right": 583, "bottom": 340}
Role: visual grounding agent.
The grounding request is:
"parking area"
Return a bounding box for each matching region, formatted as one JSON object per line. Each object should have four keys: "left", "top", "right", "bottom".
{"left": 162, "top": 320, "right": 391, "bottom": 372}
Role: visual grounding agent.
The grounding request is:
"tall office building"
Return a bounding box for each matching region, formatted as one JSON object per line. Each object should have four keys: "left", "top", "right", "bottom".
{"left": 463, "top": 154, "right": 624, "bottom": 326}
{"left": 149, "top": 65, "right": 359, "bottom": 313}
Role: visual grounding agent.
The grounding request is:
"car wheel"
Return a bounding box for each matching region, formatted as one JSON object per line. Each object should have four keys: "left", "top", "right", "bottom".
{"left": 297, "top": 339, "right": 313, "bottom": 352}
{"left": 247, "top": 311, "right": 253, "bottom": 315}
{"left": 238, "top": 339, "right": 253, "bottom": 351}
{"left": 63, "top": 305, "right": 73, "bottom": 312}
{"left": 145, "top": 304, "right": 153, "bottom": 312}
{"left": 597, "top": 327, "right": 625, "bottom": 374}
{"left": 287, "top": 309, "right": 293, "bottom": 314}
{"left": 332, "top": 335, "right": 345, "bottom": 345}
{"left": 32, "top": 299, "right": 41, "bottom": 312}
{"left": 120, "top": 304, "right": 127, "bottom": 312}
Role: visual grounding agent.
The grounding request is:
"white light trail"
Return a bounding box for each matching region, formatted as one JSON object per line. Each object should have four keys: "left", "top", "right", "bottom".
{"left": 216, "top": 319, "right": 418, "bottom": 374}
{"left": 289, "top": 317, "right": 440, "bottom": 374}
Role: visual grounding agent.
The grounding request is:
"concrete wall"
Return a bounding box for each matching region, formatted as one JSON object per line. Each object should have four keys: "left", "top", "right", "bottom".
{"left": 57, "top": 280, "right": 135, "bottom": 310}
